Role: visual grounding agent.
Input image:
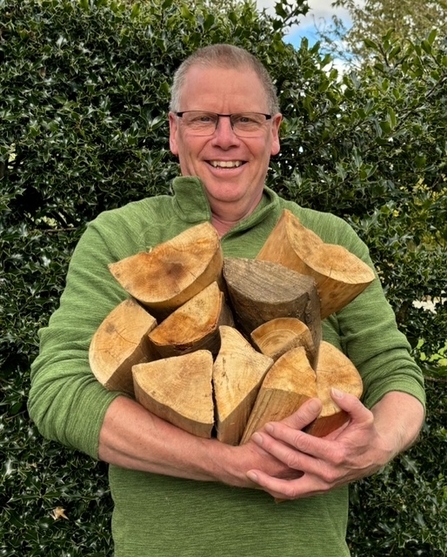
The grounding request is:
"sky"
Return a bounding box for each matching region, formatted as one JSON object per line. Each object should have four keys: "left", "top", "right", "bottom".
{"left": 255, "top": 0, "right": 352, "bottom": 47}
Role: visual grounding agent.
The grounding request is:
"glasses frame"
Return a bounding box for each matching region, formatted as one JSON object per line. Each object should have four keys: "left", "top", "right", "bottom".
{"left": 174, "top": 110, "right": 273, "bottom": 137}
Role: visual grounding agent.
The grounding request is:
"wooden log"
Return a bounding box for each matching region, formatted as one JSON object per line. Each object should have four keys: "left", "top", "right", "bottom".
{"left": 240, "top": 346, "right": 317, "bottom": 444}
{"left": 89, "top": 298, "right": 157, "bottom": 396}
{"left": 257, "top": 210, "right": 375, "bottom": 319}
{"left": 306, "top": 341, "right": 363, "bottom": 437}
{"left": 250, "top": 317, "right": 318, "bottom": 369}
{"left": 223, "top": 258, "right": 322, "bottom": 353}
{"left": 132, "top": 350, "right": 214, "bottom": 438}
{"left": 213, "top": 326, "right": 273, "bottom": 446}
{"left": 108, "top": 222, "right": 223, "bottom": 318}
{"left": 148, "top": 282, "right": 234, "bottom": 358}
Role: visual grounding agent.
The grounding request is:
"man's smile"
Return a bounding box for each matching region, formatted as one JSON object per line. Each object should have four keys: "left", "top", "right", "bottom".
{"left": 208, "top": 160, "right": 245, "bottom": 169}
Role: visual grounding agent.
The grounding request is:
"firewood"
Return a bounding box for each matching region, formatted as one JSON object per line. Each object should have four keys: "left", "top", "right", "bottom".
{"left": 108, "top": 222, "right": 223, "bottom": 318}
{"left": 257, "top": 210, "right": 375, "bottom": 319}
{"left": 240, "top": 346, "right": 317, "bottom": 444}
{"left": 306, "top": 341, "right": 363, "bottom": 437}
{"left": 132, "top": 350, "right": 214, "bottom": 438}
{"left": 223, "top": 258, "right": 321, "bottom": 353}
{"left": 250, "top": 317, "right": 318, "bottom": 369}
{"left": 89, "top": 298, "right": 157, "bottom": 395}
{"left": 213, "top": 326, "right": 273, "bottom": 445}
{"left": 148, "top": 282, "right": 234, "bottom": 358}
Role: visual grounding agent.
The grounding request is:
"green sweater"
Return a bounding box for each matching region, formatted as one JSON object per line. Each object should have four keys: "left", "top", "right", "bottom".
{"left": 29, "top": 177, "right": 425, "bottom": 557}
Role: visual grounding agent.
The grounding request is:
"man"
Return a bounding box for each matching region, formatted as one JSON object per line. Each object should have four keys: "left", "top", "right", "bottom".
{"left": 29, "top": 44, "right": 425, "bottom": 556}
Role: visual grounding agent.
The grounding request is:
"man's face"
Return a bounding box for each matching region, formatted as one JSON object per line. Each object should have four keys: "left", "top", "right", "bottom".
{"left": 169, "top": 65, "right": 281, "bottom": 217}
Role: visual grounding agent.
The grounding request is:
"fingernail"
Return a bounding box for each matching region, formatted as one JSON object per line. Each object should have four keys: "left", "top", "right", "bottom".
{"left": 332, "top": 388, "right": 344, "bottom": 399}
{"left": 309, "top": 398, "right": 321, "bottom": 412}
{"left": 247, "top": 471, "right": 258, "bottom": 482}
{"left": 252, "top": 432, "right": 263, "bottom": 445}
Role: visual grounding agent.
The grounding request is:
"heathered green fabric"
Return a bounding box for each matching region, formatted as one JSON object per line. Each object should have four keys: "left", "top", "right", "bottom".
{"left": 29, "top": 177, "right": 425, "bottom": 557}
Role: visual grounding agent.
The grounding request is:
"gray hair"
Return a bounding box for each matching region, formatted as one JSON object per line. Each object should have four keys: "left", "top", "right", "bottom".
{"left": 169, "top": 44, "right": 280, "bottom": 114}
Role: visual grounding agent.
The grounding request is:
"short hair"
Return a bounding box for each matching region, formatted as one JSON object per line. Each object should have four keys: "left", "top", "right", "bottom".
{"left": 169, "top": 44, "right": 280, "bottom": 114}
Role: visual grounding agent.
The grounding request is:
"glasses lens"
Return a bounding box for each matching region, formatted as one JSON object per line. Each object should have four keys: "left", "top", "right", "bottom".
{"left": 231, "top": 113, "right": 268, "bottom": 136}
{"left": 180, "top": 112, "right": 217, "bottom": 135}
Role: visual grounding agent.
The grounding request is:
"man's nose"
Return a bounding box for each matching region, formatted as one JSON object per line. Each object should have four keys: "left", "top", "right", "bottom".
{"left": 211, "top": 116, "right": 240, "bottom": 146}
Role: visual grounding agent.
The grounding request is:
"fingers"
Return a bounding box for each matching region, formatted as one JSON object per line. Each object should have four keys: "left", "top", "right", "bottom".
{"left": 279, "top": 397, "right": 322, "bottom": 429}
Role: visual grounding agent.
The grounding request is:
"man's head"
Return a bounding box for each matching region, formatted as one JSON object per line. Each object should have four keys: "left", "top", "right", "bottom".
{"left": 168, "top": 44, "right": 282, "bottom": 229}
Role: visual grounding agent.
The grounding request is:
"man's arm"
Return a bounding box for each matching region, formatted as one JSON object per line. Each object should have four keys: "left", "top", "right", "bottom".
{"left": 98, "top": 395, "right": 323, "bottom": 488}
{"left": 243, "top": 389, "right": 424, "bottom": 500}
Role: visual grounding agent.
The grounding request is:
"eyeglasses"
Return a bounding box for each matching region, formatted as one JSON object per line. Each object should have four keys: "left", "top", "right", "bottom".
{"left": 175, "top": 111, "right": 272, "bottom": 137}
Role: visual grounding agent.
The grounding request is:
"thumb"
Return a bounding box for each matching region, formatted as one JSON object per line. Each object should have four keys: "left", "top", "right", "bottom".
{"left": 280, "top": 397, "right": 322, "bottom": 429}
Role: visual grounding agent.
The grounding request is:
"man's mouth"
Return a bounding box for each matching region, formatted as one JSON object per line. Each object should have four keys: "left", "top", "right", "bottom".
{"left": 208, "top": 160, "right": 244, "bottom": 169}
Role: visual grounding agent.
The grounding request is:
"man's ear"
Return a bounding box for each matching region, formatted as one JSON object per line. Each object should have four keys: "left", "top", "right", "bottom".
{"left": 168, "top": 112, "right": 179, "bottom": 156}
{"left": 270, "top": 113, "right": 282, "bottom": 156}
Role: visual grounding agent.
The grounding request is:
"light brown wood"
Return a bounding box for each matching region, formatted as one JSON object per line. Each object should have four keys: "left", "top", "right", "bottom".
{"left": 240, "top": 346, "right": 317, "bottom": 444}
{"left": 132, "top": 350, "right": 214, "bottom": 438}
{"left": 213, "top": 326, "right": 274, "bottom": 445}
{"left": 147, "top": 282, "right": 234, "bottom": 358}
{"left": 89, "top": 298, "right": 158, "bottom": 395}
{"left": 108, "top": 222, "right": 223, "bottom": 318}
{"left": 257, "top": 210, "right": 375, "bottom": 319}
{"left": 251, "top": 317, "right": 318, "bottom": 369}
{"left": 306, "top": 341, "right": 363, "bottom": 437}
{"left": 223, "top": 258, "right": 322, "bottom": 352}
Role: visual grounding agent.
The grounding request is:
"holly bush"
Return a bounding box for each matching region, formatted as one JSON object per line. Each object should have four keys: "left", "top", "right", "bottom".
{"left": 1, "top": 0, "right": 446, "bottom": 555}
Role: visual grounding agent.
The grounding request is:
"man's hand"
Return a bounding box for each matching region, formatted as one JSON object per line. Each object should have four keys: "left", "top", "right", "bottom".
{"left": 245, "top": 389, "right": 424, "bottom": 500}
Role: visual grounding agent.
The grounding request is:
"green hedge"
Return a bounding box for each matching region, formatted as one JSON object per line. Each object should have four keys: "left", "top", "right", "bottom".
{"left": 1, "top": 0, "right": 446, "bottom": 555}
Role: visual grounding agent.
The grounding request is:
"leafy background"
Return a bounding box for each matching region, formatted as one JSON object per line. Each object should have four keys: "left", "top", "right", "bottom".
{"left": 1, "top": 0, "right": 446, "bottom": 555}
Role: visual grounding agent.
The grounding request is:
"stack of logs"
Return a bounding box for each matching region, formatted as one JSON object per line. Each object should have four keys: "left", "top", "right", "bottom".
{"left": 89, "top": 209, "right": 375, "bottom": 445}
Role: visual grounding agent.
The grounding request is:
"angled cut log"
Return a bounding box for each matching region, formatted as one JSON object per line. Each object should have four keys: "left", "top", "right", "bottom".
{"left": 240, "top": 346, "right": 317, "bottom": 444}
{"left": 251, "top": 317, "right": 318, "bottom": 370}
{"left": 257, "top": 210, "right": 375, "bottom": 319}
{"left": 148, "top": 282, "right": 234, "bottom": 358}
{"left": 89, "top": 298, "right": 157, "bottom": 395}
{"left": 108, "top": 222, "right": 223, "bottom": 318}
{"left": 223, "top": 258, "right": 321, "bottom": 353}
{"left": 132, "top": 350, "right": 214, "bottom": 438}
{"left": 306, "top": 341, "right": 363, "bottom": 437}
{"left": 213, "top": 326, "right": 273, "bottom": 446}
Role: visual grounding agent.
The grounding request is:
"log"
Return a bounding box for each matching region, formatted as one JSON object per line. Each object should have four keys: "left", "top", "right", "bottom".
{"left": 132, "top": 350, "right": 214, "bottom": 438}
{"left": 148, "top": 282, "right": 234, "bottom": 358}
{"left": 250, "top": 317, "right": 318, "bottom": 369}
{"left": 306, "top": 341, "right": 363, "bottom": 437}
{"left": 89, "top": 298, "right": 157, "bottom": 395}
{"left": 108, "top": 222, "right": 223, "bottom": 318}
{"left": 213, "top": 326, "right": 273, "bottom": 445}
{"left": 256, "top": 210, "right": 375, "bottom": 319}
{"left": 223, "top": 258, "right": 322, "bottom": 353}
{"left": 240, "top": 346, "right": 317, "bottom": 444}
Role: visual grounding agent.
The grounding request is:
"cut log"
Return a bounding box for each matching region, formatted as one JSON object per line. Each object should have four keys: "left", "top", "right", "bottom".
{"left": 148, "top": 282, "right": 234, "bottom": 358}
{"left": 306, "top": 341, "right": 363, "bottom": 437}
{"left": 256, "top": 210, "right": 375, "bottom": 319}
{"left": 223, "top": 258, "right": 321, "bottom": 353}
{"left": 240, "top": 346, "right": 317, "bottom": 444}
{"left": 213, "top": 326, "right": 273, "bottom": 446}
{"left": 108, "top": 222, "right": 223, "bottom": 318}
{"left": 132, "top": 350, "right": 214, "bottom": 438}
{"left": 89, "top": 298, "right": 157, "bottom": 395}
{"left": 251, "top": 317, "right": 318, "bottom": 369}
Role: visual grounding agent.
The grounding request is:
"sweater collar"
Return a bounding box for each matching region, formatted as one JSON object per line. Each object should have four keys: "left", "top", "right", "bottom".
{"left": 170, "top": 176, "right": 280, "bottom": 234}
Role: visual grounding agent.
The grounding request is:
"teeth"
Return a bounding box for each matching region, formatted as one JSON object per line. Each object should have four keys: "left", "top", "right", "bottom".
{"left": 210, "top": 161, "right": 243, "bottom": 168}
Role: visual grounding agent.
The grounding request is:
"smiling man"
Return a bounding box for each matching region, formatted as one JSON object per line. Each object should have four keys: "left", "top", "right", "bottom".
{"left": 168, "top": 58, "right": 282, "bottom": 234}
{"left": 29, "top": 44, "right": 425, "bottom": 557}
